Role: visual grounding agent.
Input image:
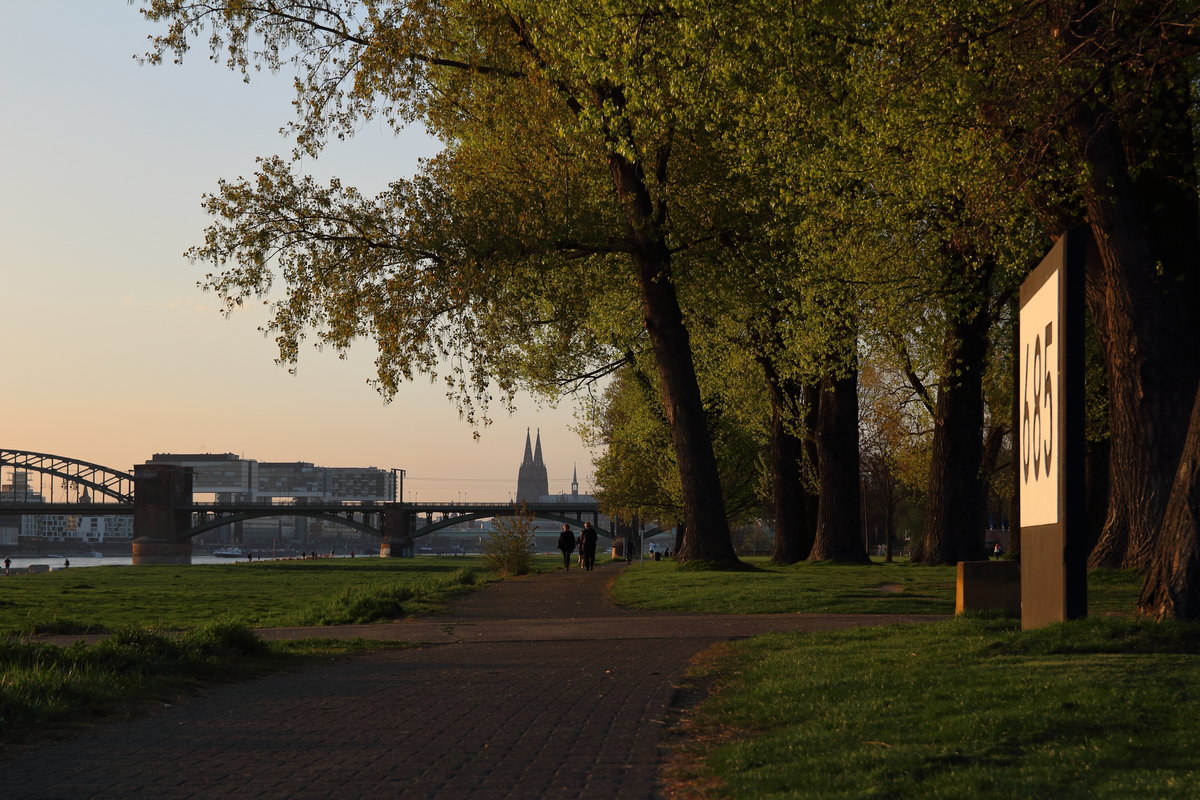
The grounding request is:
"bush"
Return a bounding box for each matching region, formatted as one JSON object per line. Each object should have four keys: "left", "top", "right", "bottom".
{"left": 483, "top": 510, "right": 536, "bottom": 577}
{"left": 453, "top": 566, "right": 478, "bottom": 586}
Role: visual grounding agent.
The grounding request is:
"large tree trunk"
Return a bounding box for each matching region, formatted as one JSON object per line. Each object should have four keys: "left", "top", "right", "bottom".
{"left": 1068, "top": 92, "right": 1200, "bottom": 570}
{"left": 809, "top": 359, "right": 869, "bottom": 563}
{"left": 608, "top": 153, "right": 737, "bottom": 565}
{"left": 911, "top": 279, "right": 992, "bottom": 565}
{"left": 1138, "top": 387, "right": 1200, "bottom": 619}
{"left": 760, "top": 362, "right": 814, "bottom": 563}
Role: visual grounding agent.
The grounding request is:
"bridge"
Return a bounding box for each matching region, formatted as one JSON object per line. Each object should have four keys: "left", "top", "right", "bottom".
{"left": 0, "top": 449, "right": 648, "bottom": 565}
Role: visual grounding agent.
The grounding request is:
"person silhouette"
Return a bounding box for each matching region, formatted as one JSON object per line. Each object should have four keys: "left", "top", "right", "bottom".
{"left": 556, "top": 524, "right": 575, "bottom": 570}
{"left": 581, "top": 522, "right": 598, "bottom": 571}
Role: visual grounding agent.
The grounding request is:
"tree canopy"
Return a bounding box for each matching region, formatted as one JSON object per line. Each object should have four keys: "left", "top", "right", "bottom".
{"left": 143, "top": 1, "right": 1200, "bottom": 608}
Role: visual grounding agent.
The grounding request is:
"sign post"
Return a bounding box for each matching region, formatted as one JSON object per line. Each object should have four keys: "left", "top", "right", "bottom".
{"left": 1017, "top": 231, "right": 1087, "bottom": 629}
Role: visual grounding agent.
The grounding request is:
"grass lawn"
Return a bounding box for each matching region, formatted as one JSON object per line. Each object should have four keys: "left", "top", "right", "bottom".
{"left": 612, "top": 558, "right": 1143, "bottom": 616}
{"left": 0, "top": 556, "right": 505, "bottom": 635}
{"left": 622, "top": 559, "right": 1185, "bottom": 798}
{"left": 670, "top": 616, "right": 1200, "bottom": 799}
{"left": 0, "top": 555, "right": 534, "bottom": 749}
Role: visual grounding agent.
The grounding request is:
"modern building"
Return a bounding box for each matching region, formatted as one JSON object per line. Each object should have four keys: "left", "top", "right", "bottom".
{"left": 148, "top": 453, "right": 397, "bottom": 548}
{"left": 147, "top": 454, "right": 397, "bottom": 503}
{"left": 0, "top": 471, "right": 39, "bottom": 546}
{"left": 0, "top": 471, "right": 133, "bottom": 549}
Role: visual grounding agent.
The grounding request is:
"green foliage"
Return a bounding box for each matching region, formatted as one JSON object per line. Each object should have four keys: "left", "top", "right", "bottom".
{"left": 483, "top": 511, "right": 536, "bottom": 577}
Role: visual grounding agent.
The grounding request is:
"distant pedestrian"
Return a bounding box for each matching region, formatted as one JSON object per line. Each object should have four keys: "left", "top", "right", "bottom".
{"left": 63, "top": 558, "right": 70, "bottom": 568}
{"left": 992, "top": 542, "right": 1003, "bottom": 559}
{"left": 557, "top": 524, "right": 575, "bottom": 570}
{"left": 581, "top": 522, "right": 598, "bottom": 571}
{"left": 3, "top": 556, "right": 10, "bottom": 575}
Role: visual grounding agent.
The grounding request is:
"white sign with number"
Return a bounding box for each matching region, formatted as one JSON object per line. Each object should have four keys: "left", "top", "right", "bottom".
{"left": 1019, "top": 255, "right": 1060, "bottom": 527}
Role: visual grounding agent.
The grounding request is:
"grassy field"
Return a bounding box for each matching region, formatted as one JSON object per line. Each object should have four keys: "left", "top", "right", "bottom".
{"left": 0, "top": 556, "right": 505, "bottom": 635}
{"left": 612, "top": 558, "right": 1143, "bottom": 616}
{"left": 670, "top": 616, "right": 1200, "bottom": 799}
{"left": 621, "top": 560, "right": 1193, "bottom": 798}
{"left": 0, "top": 556, "right": 518, "bottom": 748}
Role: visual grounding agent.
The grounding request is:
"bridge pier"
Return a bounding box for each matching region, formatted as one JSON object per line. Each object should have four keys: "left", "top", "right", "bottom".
{"left": 380, "top": 505, "right": 415, "bottom": 558}
{"left": 131, "top": 463, "right": 194, "bottom": 565}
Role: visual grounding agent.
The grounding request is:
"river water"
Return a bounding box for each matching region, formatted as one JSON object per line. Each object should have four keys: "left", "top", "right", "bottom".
{"left": 0, "top": 553, "right": 369, "bottom": 571}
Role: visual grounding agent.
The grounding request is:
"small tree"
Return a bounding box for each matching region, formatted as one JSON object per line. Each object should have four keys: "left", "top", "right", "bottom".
{"left": 484, "top": 509, "right": 536, "bottom": 578}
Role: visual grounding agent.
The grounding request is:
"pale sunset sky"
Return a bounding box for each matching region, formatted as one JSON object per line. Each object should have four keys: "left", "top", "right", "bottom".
{"left": 0, "top": 2, "right": 597, "bottom": 501}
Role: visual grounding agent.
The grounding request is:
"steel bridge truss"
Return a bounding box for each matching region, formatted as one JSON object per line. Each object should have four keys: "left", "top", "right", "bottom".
{"left": 186, "top": 506, "right": 384, "bottom": 539}
{"left": 183, "top": 503, "right": 616, "bottom": 541}
{"left": 0, "top": 449, "right": 135, "bottom": 503}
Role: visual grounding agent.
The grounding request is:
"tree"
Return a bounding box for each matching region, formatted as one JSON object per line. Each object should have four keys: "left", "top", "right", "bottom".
{"left": 586, "top": 351, "right": 767, "bottom": 543}
{"left": 143, "top": 0, "right": 749, "bottom": 563}
{"left": 860, "top": 356, "right": 930, "bottom": 561}
{"left": 856, "top": 0, "right": 1200, "bottom": 610}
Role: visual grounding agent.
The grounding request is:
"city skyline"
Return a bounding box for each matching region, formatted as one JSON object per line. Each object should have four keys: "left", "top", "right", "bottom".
{"left": 1, "top": 4, "right": 598, "bottom": 502}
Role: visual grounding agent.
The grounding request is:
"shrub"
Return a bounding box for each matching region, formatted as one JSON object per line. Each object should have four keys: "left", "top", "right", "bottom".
{"left": 453, "top": 566, "right": 478, "bottom": 586}
{"left": 483, "top": 509, "right": 536, "bottom": 577}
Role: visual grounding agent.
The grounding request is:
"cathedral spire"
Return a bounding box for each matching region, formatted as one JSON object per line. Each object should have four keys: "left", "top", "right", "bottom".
{"left": 516, "top": 427, "right": 550, "bottom": 503}
{"left": 522, "top": 428, "right": 534, "bottom": 465}
{"left": 572, "top": 463, "right": 579, "bottom": 495}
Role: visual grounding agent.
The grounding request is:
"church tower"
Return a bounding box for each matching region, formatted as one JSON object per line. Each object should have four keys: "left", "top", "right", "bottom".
{"left": 516, "top": 428, "right": 549, "bottom": 503}
{"left": 571, "top": 464, "right": 579, "bottom": 496}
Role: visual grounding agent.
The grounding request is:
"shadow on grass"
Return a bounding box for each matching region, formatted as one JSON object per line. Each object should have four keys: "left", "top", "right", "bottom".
{"left": 997, "top": 616, "right": 1200, "bottom": 655}
{"left": 677, "top": 559, "right": 765, "bottom": 573}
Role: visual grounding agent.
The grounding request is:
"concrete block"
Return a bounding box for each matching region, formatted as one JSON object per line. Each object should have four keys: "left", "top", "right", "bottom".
{"left": 956, "top": 560, "right": 1020, "bottom": 616}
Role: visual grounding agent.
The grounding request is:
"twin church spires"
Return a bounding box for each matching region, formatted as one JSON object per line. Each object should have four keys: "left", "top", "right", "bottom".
{"left": 516, "top": 428, "right": 580, "bottom": 502}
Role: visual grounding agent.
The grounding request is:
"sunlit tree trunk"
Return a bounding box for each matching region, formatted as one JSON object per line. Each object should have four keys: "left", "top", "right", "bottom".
{"left": 1139, "top": 388, "right": 1200, "bottom": 619}
{"left": 608, "top": 153, "right": 737, "bottom": 565}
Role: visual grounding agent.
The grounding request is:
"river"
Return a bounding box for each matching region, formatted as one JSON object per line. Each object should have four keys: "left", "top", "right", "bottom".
{"left": 0, "top": 553, "right": 370, "bottom": 571}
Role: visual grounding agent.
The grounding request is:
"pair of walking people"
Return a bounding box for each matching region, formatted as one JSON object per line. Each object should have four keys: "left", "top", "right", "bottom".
{"left": 557, "top": 522, "right": 597, "bottom": 571}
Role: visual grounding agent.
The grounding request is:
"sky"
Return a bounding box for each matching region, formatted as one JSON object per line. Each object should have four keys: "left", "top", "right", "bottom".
{"left": 0, "top": 2, "right": 597, "bottom": 502}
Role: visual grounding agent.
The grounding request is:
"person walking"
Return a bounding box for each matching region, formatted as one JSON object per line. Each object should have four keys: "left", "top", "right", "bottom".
{"left": 557, "top": 524, "right": 576, "bottom": 570}
{"left": 3, "top": 556, "right": 10, "bottom": 576}
{"left": 581, "top": 522, "right": 598, "bottom": 571}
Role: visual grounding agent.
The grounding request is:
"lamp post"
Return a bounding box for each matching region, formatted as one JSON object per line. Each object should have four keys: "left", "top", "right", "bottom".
{"left": 391, "top": 469, "right": 406, "bottom": 503}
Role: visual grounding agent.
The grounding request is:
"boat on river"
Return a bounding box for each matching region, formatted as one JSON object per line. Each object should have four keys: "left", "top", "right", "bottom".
{"left": 213, "top": 546, "right": 246, "bottom": 558}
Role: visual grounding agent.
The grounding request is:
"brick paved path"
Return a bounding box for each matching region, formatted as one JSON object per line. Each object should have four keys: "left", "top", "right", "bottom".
{"left": 2, "top": 563, "right": 935, "bottom": 799}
